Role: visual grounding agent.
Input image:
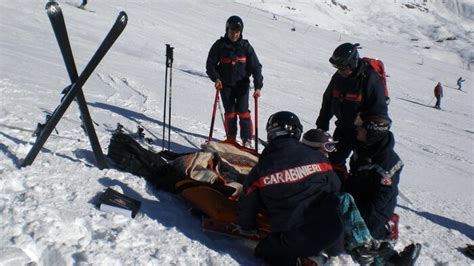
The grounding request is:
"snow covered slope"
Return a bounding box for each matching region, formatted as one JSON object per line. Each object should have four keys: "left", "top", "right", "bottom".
{"left": 0, "top": 0, "right": 472, "bottom": 265}
{"left": 237, "top": 0, "right": 474, "bottom": 69}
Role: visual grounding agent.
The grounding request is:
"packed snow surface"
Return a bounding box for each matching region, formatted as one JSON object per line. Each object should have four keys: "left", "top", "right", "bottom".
{"left": 1, "top": 0, "right": 472, "bottom": 265}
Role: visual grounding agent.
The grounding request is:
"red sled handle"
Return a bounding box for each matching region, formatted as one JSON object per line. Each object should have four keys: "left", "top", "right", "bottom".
{"left": 208, "top": 88, "right": 220, "bottom": 141}
{"left": 254, "top": 94, "right": 259, "bottom": 153}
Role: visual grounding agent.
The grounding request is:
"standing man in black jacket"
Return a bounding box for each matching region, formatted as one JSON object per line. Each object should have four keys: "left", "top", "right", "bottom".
{"left": 316, "top": 43, "right": 390, "bottom": 182}
{"left": 238, "top": 111, "right": 344, "bottom": 265}
{"left": 206, "top": 16, "right": 263, "bottom": 148}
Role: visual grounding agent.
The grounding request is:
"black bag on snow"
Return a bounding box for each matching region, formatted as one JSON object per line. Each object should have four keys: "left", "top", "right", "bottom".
{"left": 107, "top": 127, "right": 185, "bottom": 192}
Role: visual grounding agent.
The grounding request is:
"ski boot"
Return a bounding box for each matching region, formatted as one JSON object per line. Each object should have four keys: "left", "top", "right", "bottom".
{"left": 351, "top": 240, "right": 394, "bottom": 264}
{"left": 243, "top": 139, "right": 253, "bottom": 149}
{"left": 386, "top": 243, "right": 422, "bottom": 266}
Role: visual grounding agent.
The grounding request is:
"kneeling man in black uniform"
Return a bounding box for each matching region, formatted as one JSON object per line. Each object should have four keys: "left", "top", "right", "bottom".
{"left": 238, "top": 111, "right": 343, "bottom": 265}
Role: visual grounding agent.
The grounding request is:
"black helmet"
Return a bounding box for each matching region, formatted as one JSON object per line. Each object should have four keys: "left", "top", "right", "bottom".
{"left": 266, "top": 111, "right": 303, "bottom": 142}
{"left": 329, "top": 43, "right": 360, "bottom": 70}
{"left": 302, "top": 129, "right": 338, "bottom": 153}
{"left": 226, "top": 15, "right": 244, "bottom": 33}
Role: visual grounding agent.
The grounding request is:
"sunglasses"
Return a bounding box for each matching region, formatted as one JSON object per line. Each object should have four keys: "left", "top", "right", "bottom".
{"left": 332, "top": 64, "right": 350, "bottom": 71}
{"left": 229, "top": 26, "right": 242, "bottom": 32}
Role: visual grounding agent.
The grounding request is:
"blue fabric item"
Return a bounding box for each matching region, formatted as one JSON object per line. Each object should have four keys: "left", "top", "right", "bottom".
{"left": 337, "top": 193, "right": 372, "bottom": 250}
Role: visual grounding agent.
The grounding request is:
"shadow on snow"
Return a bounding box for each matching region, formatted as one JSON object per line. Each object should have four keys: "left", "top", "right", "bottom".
{"left": 89, "top": 102, "right": 208, "bottom": 153}
{"left": 0, "top": 131, "right": 94, "bottom": 168}
{"left": 93, "top": 177, "right": 260, "bottom": 265}
{"left": 398, "top": 204, "right": 474, "bottom": 240}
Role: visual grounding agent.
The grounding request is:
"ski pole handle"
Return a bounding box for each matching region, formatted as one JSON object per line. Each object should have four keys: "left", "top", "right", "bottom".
{"left": 165, "top": 44, "right": 174, "bottom": 67}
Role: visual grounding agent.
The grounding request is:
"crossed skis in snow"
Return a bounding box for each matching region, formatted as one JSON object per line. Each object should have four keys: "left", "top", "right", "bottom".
{"left": 21, "top": 2, "right": 128, "bottom": 169}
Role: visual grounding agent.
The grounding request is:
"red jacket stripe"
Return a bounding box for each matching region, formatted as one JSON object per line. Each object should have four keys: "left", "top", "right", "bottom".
{"left": 220, "top": 56, "right": 247, "bottom": 65}
{"left": 247, "top": 162, "right": 333, "bottom": 194}
{"left": 332, "top": 89, "right": 362, "bottom": 102}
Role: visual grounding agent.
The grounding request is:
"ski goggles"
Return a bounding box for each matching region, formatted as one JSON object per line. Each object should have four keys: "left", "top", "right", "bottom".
{"left": 332, "top": 64, "right": 350, "bottom": 71}
{"left": 302, "top": 139, "right": 338, "bottom": 153}
{"left": 320, "top": 141, "right": 338, "bottom": 153}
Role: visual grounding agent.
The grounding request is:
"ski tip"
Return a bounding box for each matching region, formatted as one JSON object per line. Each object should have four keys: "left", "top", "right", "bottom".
{"left": 45, "top": 1, "right": 60, "bottom": 12}
{"left": 117, "top": 11, "right": 128, "bottom": 25}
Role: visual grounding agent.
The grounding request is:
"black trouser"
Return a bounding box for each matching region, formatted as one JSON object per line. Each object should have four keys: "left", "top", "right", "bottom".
{"left": 328, "top": 127, "right": 356, "bottom": 182}
{"left": 220, "top": 86, "right": 252, "bottom": 141}
{"left": 344, "top": 170, "right": 400, "bottom": 240}
{"left": 435, "top": 95, "right": 441, "bottom": 108}
{"left": 254, "top": 213, "right": 343, "bottom": 266}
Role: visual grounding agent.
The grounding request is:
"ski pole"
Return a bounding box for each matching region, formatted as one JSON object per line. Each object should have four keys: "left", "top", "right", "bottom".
{"left": 208, "top": 88, "right": 220, "bottom": 141}
{"left": 167, "top": 46, "right": 174, "bottom": 150}
{"left": 254, "top": 94, "right": 259, "bottom": 153}
{"left": 399, "top": 190, "right": 414, "bottom": 206}
{"left": 217, "top": 96, "right": 225, "bottom": 127}
{"left": 167, "top": 66, "right": 172, "bottom": 150}
{"left": 162, "top": 44, "right": 170, "bottom": 150}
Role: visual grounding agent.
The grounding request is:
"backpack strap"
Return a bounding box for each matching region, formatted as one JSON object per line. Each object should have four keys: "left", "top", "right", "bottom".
{"left": 362, "top": 57, "right": 390, "bottom": 105}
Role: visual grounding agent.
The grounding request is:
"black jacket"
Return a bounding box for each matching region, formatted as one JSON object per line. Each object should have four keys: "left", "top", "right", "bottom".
{"left": 316, "top": 60, "right": 389, "bottom": 131}
{"left": 206, "top": 36, "right": 263, "bottom": 89}
{"left": 238, "top": 138, "right": 341, "bottom": 232}
{"left": 346, "top": 132, "right": 403, "bottom": 239}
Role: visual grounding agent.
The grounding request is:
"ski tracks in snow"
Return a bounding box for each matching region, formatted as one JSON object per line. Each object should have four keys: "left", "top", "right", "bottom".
{"left": 96, "top": 73, "right": 148, "bottom": 105}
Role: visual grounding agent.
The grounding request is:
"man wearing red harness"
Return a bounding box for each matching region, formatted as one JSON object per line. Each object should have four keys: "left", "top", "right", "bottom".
{"left": 206, "top": 16, "right": 263, "bottom": 148}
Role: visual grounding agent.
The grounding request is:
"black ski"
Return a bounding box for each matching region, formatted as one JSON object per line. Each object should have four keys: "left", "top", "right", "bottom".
{"left": 45, "top": 1, "right": 107, "bottom": 169}
{"left": 21, "top": 9, "right": 128, "bottom": 168}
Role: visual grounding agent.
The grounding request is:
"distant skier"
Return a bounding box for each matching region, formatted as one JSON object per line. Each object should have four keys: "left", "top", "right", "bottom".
{"left": 434, "top": 82, "right": 443, "bottom": 109}
{"left": 457, "top": 77, "right": 465, "bottom": 90}
{"left": 206, "top": 15, "right": 263, "bottom": 148}
{"left": 315, "top": 42, "right": 390, "bottom": 182}
{"left": 345, "top": 115, "right": 402, "bottom": 241}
